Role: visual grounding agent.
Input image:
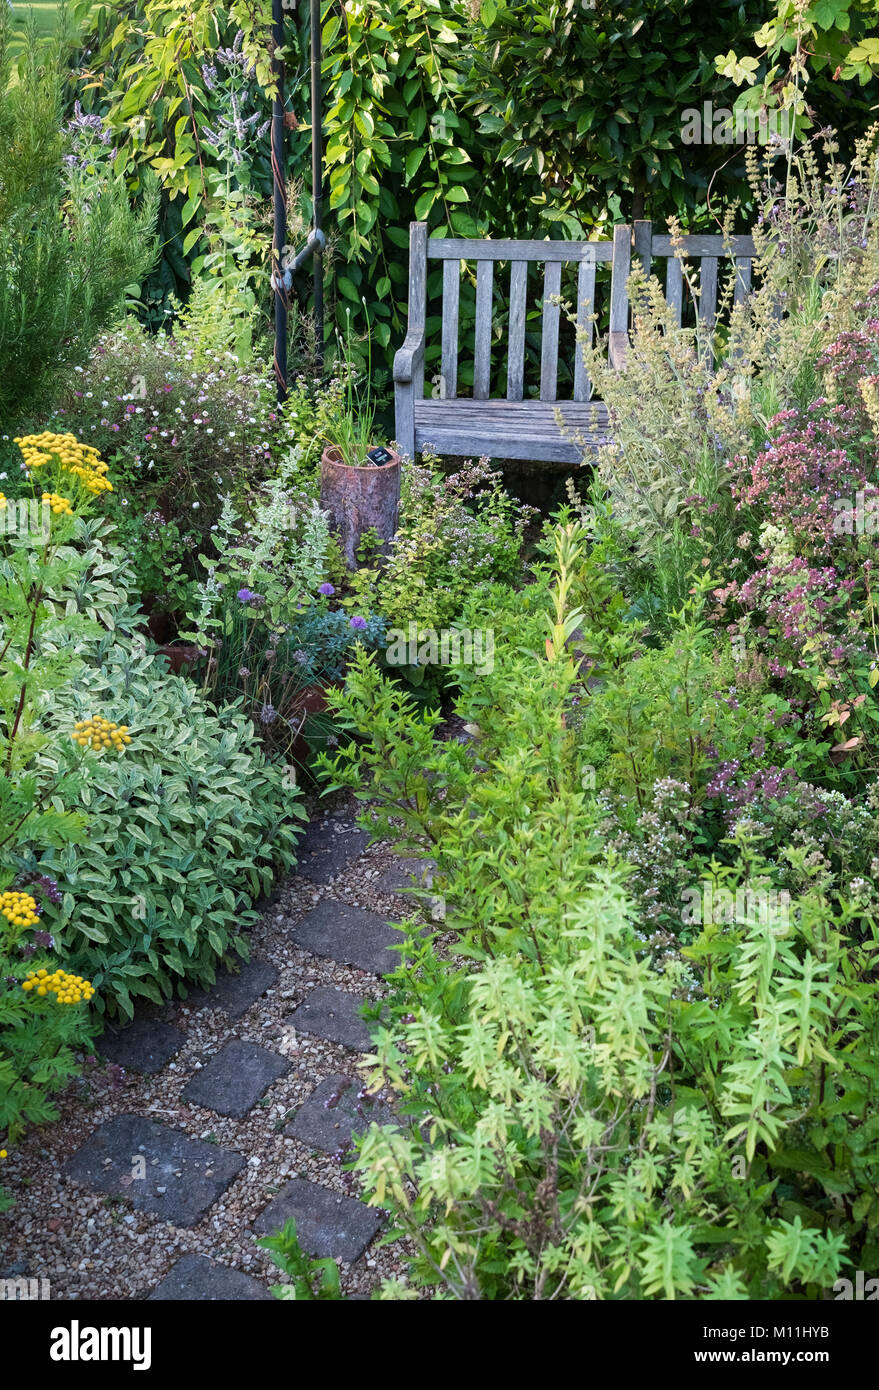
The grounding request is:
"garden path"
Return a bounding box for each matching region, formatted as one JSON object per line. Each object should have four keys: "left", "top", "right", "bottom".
{"left": 1, "top": 797, "right": 431, "bottom": 1300}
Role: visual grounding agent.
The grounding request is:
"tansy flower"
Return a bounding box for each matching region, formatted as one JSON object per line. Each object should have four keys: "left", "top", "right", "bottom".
{"left": 41, "top": 492, "right": 74, "bottom": 516}
{"left": 22, "top": 967, "right": 95, "bottom": 1004}
{"left": 13, "top": 432, "right": 112, "bottom": 495}
{"left": 0, "top": 891, "right": 40, "bottom": 928}
{"left": 71, "top": 717, "right": 132, "bottom": 752}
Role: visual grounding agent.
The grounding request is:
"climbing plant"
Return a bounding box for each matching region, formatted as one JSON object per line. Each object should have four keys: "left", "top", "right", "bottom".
{"left": 65, "top": 0, "right": 879, "bottom": 378}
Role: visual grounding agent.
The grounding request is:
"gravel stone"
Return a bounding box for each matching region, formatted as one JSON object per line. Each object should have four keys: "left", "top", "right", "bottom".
{"left": 253, "top": 1178, "right": 382, "bottom": 1263}
{"left": 182, "top": 1041, "right": 289, "bottom": 1118}
{"left": 294, "top": 823, "right": 371, "bottom": 884}
{"left": 285, "top": 988, "right": 377, "bottom": 1053}
{"left": 97, "top": 1019, "right": 187, "bottom": 1076}
{"left": 188, "top": 958, "right": 279, "bottom": 1020}
{"left": 148, "top": 1254, "right": 273, "bottom": 1301}
{"left": 285, "top": 1074, "right": 397, "bottom": 1155}
{"left": 63, "top": 1115, "right": 245, "bottom": 1227}
{"left": 289, "top": 901, "right": 403, "bottom": 976}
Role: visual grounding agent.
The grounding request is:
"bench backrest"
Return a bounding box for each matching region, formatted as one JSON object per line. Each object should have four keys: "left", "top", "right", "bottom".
{"left": 633, "top": 220, "right": 757, "bottom": 331}
{"left": 403, "top": 221, "right": 758, "bottom": 401}
{"left": 408, "top": 223, "right": 632, "bottom": 404}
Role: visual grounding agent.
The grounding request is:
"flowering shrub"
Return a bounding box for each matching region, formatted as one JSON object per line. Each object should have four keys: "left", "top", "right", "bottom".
{"left": 46, "top": 318, "right": 299, "bottom": 541}
{"left": 318, "top": 523, "right": 879, "bottom": 1298}
{"left": 346, "top": 455, "right": 537, "bottom": 639}
{"left": 0, "top": 453, "right": 109, "bottom": 1147}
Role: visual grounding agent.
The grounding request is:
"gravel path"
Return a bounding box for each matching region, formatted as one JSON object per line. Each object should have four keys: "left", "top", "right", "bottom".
{"left": 1, "top": 791, "right": 428, "bottom": 1301}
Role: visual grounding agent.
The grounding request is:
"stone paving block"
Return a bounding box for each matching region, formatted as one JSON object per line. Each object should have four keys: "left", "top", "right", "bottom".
{"left": 190, "top": 958, "right": 278, "bottom": 1019}
{"left": 98, "top": 1019, "right": 186, "bottom": 1075}
{"left": 295, "top": 823, "right": 370, "bottom": 884}
{"left": 253, "top": 1178, "right": 382, "bottom": 1263}
{"left": 374, "top": 857, "right": 436, "bottom": 896}
{"left": 148, "top": 1254, "right": 272, "bottom": 1301}
{"left": 183, "top": 1040, "right": 288, "bottom": 1118}
{"left": 63, "top": 1115, "right": 244, "bottom": 1227}
{"left": 285, "top": 987, "right": 377, "bottom": 1053}
{"left": 289, "top": 900, "right": 403, "bottom": 976}
{"left": 285, "top": 1073, "right": 397, "bottom": 1155}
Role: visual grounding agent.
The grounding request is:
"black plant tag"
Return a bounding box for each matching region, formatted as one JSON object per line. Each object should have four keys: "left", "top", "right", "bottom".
{"left": 366, "top": 446, "right": 393, "bottom": 466}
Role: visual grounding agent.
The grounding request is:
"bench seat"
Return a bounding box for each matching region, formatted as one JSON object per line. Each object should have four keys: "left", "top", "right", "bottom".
{"left": 415, "top": 399, "right": 611, "bottom": 464}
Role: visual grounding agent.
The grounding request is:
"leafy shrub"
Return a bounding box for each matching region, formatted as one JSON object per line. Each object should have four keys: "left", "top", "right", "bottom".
{"left": 0, "top": 18, "right": 158, "bottom": 428}
{"left": 21, "top": 523, "right": 303, "bottom": 1017}
{"left": 317, "top": 522, "right": 879, "bottom": 1300}
{"left": 346, "top": 456, "right": 537, "bottom": 638}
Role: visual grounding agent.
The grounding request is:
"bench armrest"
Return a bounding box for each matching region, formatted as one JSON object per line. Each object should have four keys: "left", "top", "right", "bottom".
{"left": 608, "top": 331, "right": 629, "bottom": 370}
{"left": 393, "top": 331, "right": 425, "bottom": 385}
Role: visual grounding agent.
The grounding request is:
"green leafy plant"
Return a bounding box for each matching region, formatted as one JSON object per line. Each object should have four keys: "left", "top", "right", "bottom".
{"left": 258, "top": 1219, "right": 346, "bottom": 1300}
{"left": 13, "top": 516, "right": 304, "bottom": 1018}
{"left": 0, "top": 13, "right": 158, "bottom": 428}
{"left": 315, "top": 520, "right": 879, "bottom": 1300}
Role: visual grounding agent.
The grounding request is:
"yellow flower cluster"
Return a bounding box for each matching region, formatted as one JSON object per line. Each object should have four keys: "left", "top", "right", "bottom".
{"left": 0, "top": 891, "right": 40, "bottom": 928}
{"left": 14, "top": 432, "right": 112, "bottom": 496}
{"left": 22, "top": 967, "right": 95, "bottom": 1004}
{"left": 72, "top": 717, "right": 132, "bottom": 752}
{"left": 41, "top": 492, "right": 74, "bottom": 517}
{"left": 0, "top": 493, "right": 5, "bottom": 508}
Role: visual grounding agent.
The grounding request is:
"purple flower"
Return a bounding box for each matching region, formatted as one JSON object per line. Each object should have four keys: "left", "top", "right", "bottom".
{"left": 349, "top": 615, "right": 367, "bottom": 630}
{"left": 33, "top": 931, "right": 55, "bottom": 950}
{"left": 237, "top": 588, "right": 262, "bottom": 605}
{"left": 318, "top": 582, "right": 335, "bottom": 597}
{"left": 259, "top": 703, "right": 277, "bottom": 725}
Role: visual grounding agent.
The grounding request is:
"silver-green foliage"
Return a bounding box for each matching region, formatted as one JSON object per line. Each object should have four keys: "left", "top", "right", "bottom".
{"left": 24, "top": 521, "right": 303, "bottom": 1018}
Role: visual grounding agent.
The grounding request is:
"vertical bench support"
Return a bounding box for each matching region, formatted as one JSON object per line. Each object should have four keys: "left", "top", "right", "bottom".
{"left": 393, "top": 222, "right": 428, "bottom": 459}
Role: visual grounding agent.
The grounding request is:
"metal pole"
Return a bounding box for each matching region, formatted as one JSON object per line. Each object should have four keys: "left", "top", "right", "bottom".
{"left": 310, "top": 0, "right": 323, "bottom": 370}
{"left": 271, "top": 0, "right": 288, "bottom": 402}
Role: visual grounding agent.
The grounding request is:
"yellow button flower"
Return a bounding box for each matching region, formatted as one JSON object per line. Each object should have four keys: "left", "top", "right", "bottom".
{"left": 71, "top": 716, "right": 132, "bottom": 753}
{"left": 0, "top": 891, "right": 40, "bottom": 928}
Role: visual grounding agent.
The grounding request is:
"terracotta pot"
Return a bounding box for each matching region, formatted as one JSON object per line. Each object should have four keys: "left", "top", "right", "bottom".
{"left": 155, "top": 642, "right": 203, "bottom": 676}
{"left": 319, "top": 444, "right": 401, "bottom": 570}
{"left": 284, "top": 683, "right": 333, "bottom": 768}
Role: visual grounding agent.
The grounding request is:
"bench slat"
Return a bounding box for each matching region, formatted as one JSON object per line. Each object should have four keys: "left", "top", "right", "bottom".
{"left": 666, "top": 255, "right": 683, "bottom": 326}
{"left": 540, "top": 260, "right": 562, "bottom": 401}
{"left": 651, "top": 233, "right": 756, "bottom": 257}
{"left": 609, "top": 225, "right": 631, "bottom": 336}
{"left": 507, "top": 260, "right": 528, "bottom": 401}
{"left": 633, "top": 219, "right": 653, "bottom": 277}
{"left": 734, "top": 255, "right": 752, "bottom": 305}
{"left": 699, "top": 256, "right": 719, "bottom": 330}
{"left": 473, "top": 260, "right": 493, "bottom": 400}
{"left": 427, "top": 237, "right": 614, "bottom": 263}
{"left": 573, "top": 253, "right": 596, "bottom": 402}
{"left": 441, "top": 258, "right": 460, "bottom": 399}
{"left": 415, "top": 398, "right": 610, "bottom": 464}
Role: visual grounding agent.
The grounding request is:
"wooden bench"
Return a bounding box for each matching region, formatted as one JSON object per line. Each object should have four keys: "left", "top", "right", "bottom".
{"left": 393, "top": 221, "right": 758, "bottom": 464}
{"left": 630, "top": 220, "right": 757, "bottom": 333}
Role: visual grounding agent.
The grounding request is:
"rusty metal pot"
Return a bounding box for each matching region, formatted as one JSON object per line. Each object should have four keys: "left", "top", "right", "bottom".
{"left": 319, "top": 445, "right": 401, "bottom": 570}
